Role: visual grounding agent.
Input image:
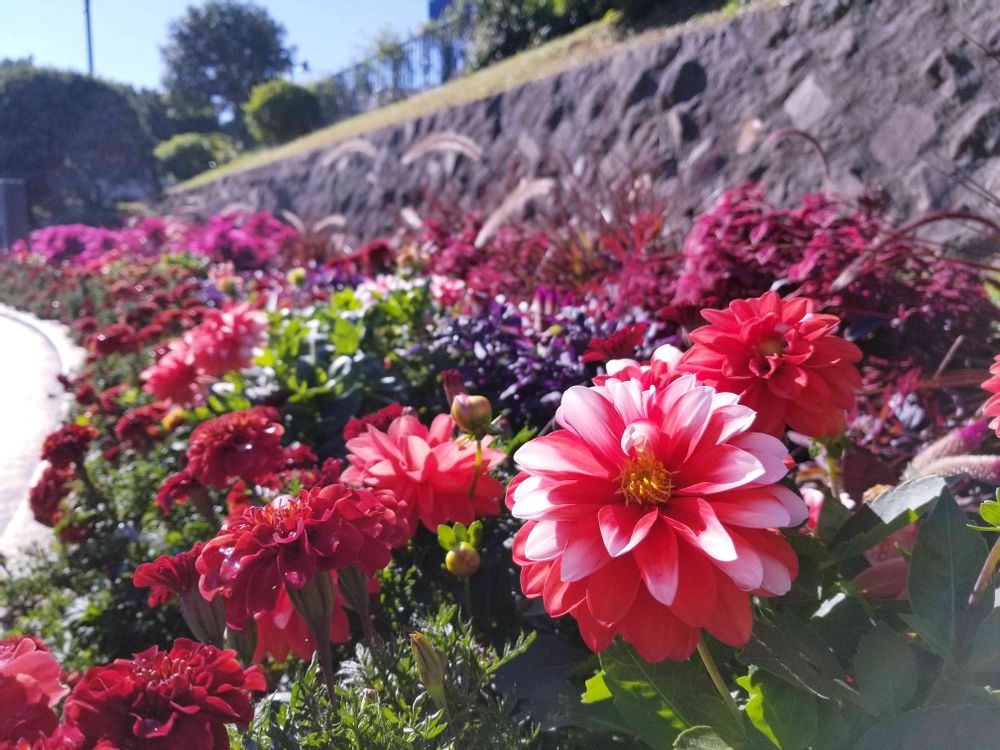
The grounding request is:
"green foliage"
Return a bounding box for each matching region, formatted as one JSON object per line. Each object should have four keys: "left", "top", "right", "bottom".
{"left": 243, "top": 79, "right": 322, "bottom": 146}
{"left": 0, "top": 62, "right": 156, "bottom": 225}
{"left": 232, "top": 605, "right": 540, "bottom": 749}
{"left": 155, "top": 131, "right": 239, "bottom": 181}
{"left": 310, "top": 76, "right": 358, "bottom": 124}
{"left": 162, "top": 0, "right": 292, "bottom": 121}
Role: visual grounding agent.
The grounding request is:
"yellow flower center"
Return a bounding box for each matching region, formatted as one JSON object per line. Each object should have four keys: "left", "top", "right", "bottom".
{"left": 758, "top": 337, "right": 786, "bottom": 357}
{"left": 620, "top": 452, "right": 676, "bottom": 506}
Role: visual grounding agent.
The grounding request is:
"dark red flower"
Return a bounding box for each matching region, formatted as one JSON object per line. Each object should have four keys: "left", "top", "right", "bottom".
{"left": 133, "top": 544, "right": 204, "bottom": 607}
{"left": 114, "top": 403, "right": 168, "bottom": 448}
{"left": 581, "top": 322, "right": 649, "bottom": 363}
{"left": 41, "top": 424, "right": 98, "bottom": 469}
{"left": 87, "top": 324, "right": 136, "bottom": 356}
{"left": 29, "top": 465, "right": 74, "bottom": 527}
{"left": 155, "top": 471, "right": 205, "bottom": 515}
{"left": 97, "top": 385, "right": 127, "bottom": 415}
{"left": 63, "top": 638, "right": 265, "bottom": 750}
{"left": 342, "top": 403, "right": 404, "bottom": 442}
{"left": 198, "top": 484, "right": 409, "bottom": 629}
{"left": 280, "top": 443, "right": 318, "bottom": 470}
{"left": 186, "top": 407, "right": 286, "bottom": 488}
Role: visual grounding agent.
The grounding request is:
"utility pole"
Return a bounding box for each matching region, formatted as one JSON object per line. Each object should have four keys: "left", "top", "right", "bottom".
{"left": 84, "top": 0, "right": 94, "bottom": 76}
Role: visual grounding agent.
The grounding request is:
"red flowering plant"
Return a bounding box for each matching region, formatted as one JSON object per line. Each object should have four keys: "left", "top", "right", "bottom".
{"left": 62, "top": 638, "right": 264, "bottom": 750}
{"left": 0, "top": 636, "right": 68, "bottom": 747}
{"left": 196, "top": 483, "right": 410, "bottom": 691}
{"left": 184, "top": 407, "right": 286, "bottom": 489}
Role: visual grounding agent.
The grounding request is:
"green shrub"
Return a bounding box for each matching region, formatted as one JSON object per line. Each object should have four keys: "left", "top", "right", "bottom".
{"left": 154, "top": 131, "right": 238, "bottom": 181}
{"left": 242, "top": 79, "right": 322, "bottom": 145}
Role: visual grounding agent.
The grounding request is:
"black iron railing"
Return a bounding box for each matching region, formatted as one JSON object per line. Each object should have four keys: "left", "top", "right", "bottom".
{"left": 314, "top": 11, "right": 477, "bottom": 124}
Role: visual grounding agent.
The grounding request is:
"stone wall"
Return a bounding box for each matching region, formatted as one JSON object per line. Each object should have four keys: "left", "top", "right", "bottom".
{"left": 164, "top": 0, "right": 1000, "bottom": 248}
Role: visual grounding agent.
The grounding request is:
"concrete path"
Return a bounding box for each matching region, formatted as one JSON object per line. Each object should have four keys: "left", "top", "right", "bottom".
{"left": 0, "top": 305, "right": 83, "bottom": 560}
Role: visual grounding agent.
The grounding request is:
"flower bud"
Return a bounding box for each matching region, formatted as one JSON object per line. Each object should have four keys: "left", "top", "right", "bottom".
{"left": 445, "top": 541, "right": 480, "bottom": 578}
{"left": 409, "top": 632, "right": 448, "bottom": 711}
{"left": 441, "top": 369, "right": 465, "bottom": 406}
{"left": 287, "top": 267, "right": 307, "bottom": 287}
{"left": 450, "top": 394, "right": 492, "bottom": 435}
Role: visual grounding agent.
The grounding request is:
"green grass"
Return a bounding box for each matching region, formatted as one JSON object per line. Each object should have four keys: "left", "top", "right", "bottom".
{"left": 171, "top": 1, "right": 779, "bottom": 193}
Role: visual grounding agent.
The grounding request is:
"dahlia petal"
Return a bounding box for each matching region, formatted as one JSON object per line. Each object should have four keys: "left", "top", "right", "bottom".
{"left": 676, "top": 444, "right": 765, "bottom": 494}
{"left": 560, "top": 517, "right": 611, "bottom": 582}
{"left": 586, "top": 556, "right": 640, "bottom": 625}
{"left": 739, "top": 528, "right": 798, "bottom": 595}
{"left": 666, "top": 498, "right": 737, "bottom": 561}
{"left": 710, "top": 529, "right": 764, "bottom": 591}
{"left": 542, "top": 561, "right": 586, "bottom": 617}
{"left": 514, "top": 431, "right": 615, "bottom": 479}
{"left": 427, "top": 413, "right": 454, "bottom": 444}
{"left": 726, "top": 432, "right": 789, "bottom": 485}
{"left": 555, "top": 386, "right": 626, "bottom": 464}
{"left": 703, "top": 575, "right": 753, "bottom": 647}
{"left": 619, "top": 587, "right": 700, "bottom": 661}
{"left": 633, "top": 522, "right": 679, "bottom": 605}
{"left": 598, "top": 504, "right": 657, "bottom": 557}
{"left": 669, "top": 546, "right": 718, "bottom": 627}
{"left": 709, "top": 487, "right": 798, "bottom": 528}
{"left": 524, "top": 519, "right": 571, "bottom": 561}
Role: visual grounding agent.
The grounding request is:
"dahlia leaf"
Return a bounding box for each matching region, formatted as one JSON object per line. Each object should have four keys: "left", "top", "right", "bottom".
{"left": 966, "top": 599, "right": 1000, "bottom": 674}
{"left": 581, "top": 671, "right": 612, "bottom": 704}
{"left": 673, "top": 726, "right": 735, "bottom": 749}
{"left": 737, "top": 670, "right": 816, "bottom": 749}
{"left": 906, "top": 489, "right": 988, "bottom": 659}
{"left": 852, "top": 623, "right": 918, "bottom": 716}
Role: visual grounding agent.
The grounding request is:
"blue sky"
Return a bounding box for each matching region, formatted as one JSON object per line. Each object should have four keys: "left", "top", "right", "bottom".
{"left": 1, "top": 0, "right": 430, "bottom": 89}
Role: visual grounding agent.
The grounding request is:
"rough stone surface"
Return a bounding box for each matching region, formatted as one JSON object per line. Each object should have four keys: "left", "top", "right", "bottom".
{"left": 163, "top": 0, "right": 1000, "bottom": 243}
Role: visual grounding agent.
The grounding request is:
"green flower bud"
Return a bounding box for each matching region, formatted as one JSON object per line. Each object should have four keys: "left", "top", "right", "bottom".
{"left": 410, "top": 632, "right": 448, "bottom": 711}
{"left": 445, "top": 541, "right": 481, "bottom": 578}
{"left": 450, "top": 394, "right": 493, "bottom": 435}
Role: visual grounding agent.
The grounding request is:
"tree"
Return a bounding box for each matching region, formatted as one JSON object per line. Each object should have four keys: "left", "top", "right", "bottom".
{"left": 0, "top": 63, "right": 157, "bottom": 226}
{"left": 162, "top": 1, "right": 292, "bottom": 124}
{"left": 154, "top": 132, "right": 238, "bottom": 182}
{"left": 242, "top": 79, "right": 321, "bottom": 145}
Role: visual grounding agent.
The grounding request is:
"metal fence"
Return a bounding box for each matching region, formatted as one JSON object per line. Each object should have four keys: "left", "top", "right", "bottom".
{"left": 314, "top": 10, "right": 477, "bottom": 124}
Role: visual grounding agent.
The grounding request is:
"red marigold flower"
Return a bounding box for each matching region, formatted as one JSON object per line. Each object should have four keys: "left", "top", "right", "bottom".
{"left": 343, "top": 413, "right": 505, "bottom": 531}
{"left": 41, "top": 424, "right": 98, "bottom": 469}
{"left": 186, "top": 407, "right": 286, "bottom": 488}
{"left": 114, "top": 403, "right": 168, "bottom": 448}
{"left": 281, "top": 443, "right": 318, "bottom": 470}
{"left": 507, "top": 374, "right": 806, "bottom": 662}
{"left": 29, "top": 465, "right": 74, "bottom": 527}
{"left": 197, "top": 484, "right": 409, "bottom": 629}
{"left": 0, "top": 636, "right": 67, "bottom": 745}
{"left": 140, "top": 339, "right": 206, "bottom": 407}
{"left": 581, "top": 322, "right": 649, "bottom": 363}
{"left": 677, "top": 291, "right": 863, "bottom": 438}
{"left": 253, "top": 586, "right": 351, "bottom": 664}
{"left": 983, "top": 355, "right": 1000, "bottom": 436}
{"left": 342, "top": 403, "right": 405, "bottom": 442}
{"left": 133, "top": 544, "right": 203, "bottom": 607}
{"left": 87, "top": 323, "right": 136, "bottom": 357}
{"left": 187, "top": 303, "right": 267, "bottom": 377}
{"left": 63, "top": 638, "right": 265, "bottom": 750}
{"left": 155, "top": 470, "right": 206, "bottom": 515}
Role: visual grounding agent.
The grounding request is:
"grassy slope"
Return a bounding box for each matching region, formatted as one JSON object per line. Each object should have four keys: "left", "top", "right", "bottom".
{"left": 171, "top": 0, "right": 765, "bottom": 192}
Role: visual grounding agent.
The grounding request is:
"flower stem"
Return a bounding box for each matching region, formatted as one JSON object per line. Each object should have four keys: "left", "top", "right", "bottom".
{"left": 696, "top": 637, "right": 740, "bottom": 724}
{"left": 825, "top": 451, "right": 842, "bottom": 500}
{"left": 463, "top": 576, "right": 475, "bottom": 622}
{"left": 971, "top": 535, "right": 1000, "bottom": 605}
{"left": 287, "top": 574, "right": 337, "bottom": 704}
{"left": 468, "top": 438, "right": 483, "bottom": 501}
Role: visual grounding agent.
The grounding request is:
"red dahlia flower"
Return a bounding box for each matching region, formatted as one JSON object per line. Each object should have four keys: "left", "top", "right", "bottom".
{"left": 140, "top": 339, "right": 206, "bottom": 406}
{"left": 677, "top": 291, "right": 862, "bottom": 438}
{"left": 342, "top": 402, "right": 405, "bottom": 442}
{"left": 63, "top": 638, "right": 264, "bottom": 750}
{"left": 188, "top": 303, "right": 267, "bottom": 377}
{"left": 29, "top": 465, "right": 74, "bottom": 527}
{"left": 185, "top": 407, "right": 285, "bottom": 488}
{"left": 581, "top": 323, "right": 649, "bottom": 363}
{"left": 155, "top": 470, "right": 206, "bottom": 514}
{"left": 41, "top": 424, "right": 97, "bottom": 469}
{"left": 343, "top": 413, "right": 505, "bottom": 530}
{"left": 0, "top": 636, "right": 67, "bottom": 745}
{"left": 197, "top": 484, "right": 409, "bottom": 629}
{"left": 508, "top": 374, "right": 806, "bottom": 661}
{"left": 114, "top": 403, "right": 168, "bottom": 447}
{"left": 983, "top": 355, "right": 1000, "bottom": 436}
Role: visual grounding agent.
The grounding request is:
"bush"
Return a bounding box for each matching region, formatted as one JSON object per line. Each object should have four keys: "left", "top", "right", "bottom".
{"left": 154, "top": 131, "right": 238, "bottom": 181}
{"left": 0, "top": 62, "right": 157, "bottom": 226}
{"left": 311, "top": 76, "right": 359, "bottom": 124}
{"left": 242, "top": 78, "right": 322, "bottom": 145}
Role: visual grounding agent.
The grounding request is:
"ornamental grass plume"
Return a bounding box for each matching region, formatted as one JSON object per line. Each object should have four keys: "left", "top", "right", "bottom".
{"left": 62, "top": 638, "right": 265, "bottom": 750}
{"left": 677, "top": 291, "right": 862, "bottom": 438}
{"left": 343, "top": 412, "right": 505, "bottom": 531}
{"left": 507, "top": 373, "right": 806, "bottom": 662}
{"left": 0, "top": 636, "right": 67, "bottom": 745}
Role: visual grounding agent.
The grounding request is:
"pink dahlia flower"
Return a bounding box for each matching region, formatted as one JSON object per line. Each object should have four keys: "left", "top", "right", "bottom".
{"left": 0, "top": 636, "right": 68, "bottom": 744}
{"left": 188, "top": 303, "right": 267, "bottom": 377}
{"left": 983, "top": 355, "right": 1000, "bottom": 436}
{"left": 140, "top": 339, "right": 206, "bottom": 406}
{"left": 508, "top": 374, "right": 806, "bottom": 662}
{"left": 677, "top": 291, "right": 863, "bottom": 438}
{"left": 343, "top": 413, "right": 505, "bottom": 531}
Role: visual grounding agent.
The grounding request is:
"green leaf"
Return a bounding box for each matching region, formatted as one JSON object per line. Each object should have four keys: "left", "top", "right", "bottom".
{"left": 738, "top": 618, "right": 862, "bottom": 706}
{"left": 600, "top": 640, "right": 744, "bottom": 749}
{"left": 436, "top": 525, "right": 456, "bottom": 552}
{"left": 673, "top": 726, "right": 736, "bottom": 749}
{"left": 906, "top": 488, "right": 987, "bottom": 658}
{"left": 737, "top": 670, "right": 816, "bottom": 750}
{"left": 453, "top": 522, "right": 468, "bottom": 543}
{"left": 852, "top": 623, "right": 917, "bottom": 715}
{"left": 468, "top": 520, "right": 483, "bottom": 548}
{"left": 581, "top": 671, "right": 612, "bottom": 704}
{"left": 968, "top": 607, "right": 1000, "bottom": 674}
{"left": 828, "top": 476, "right": 947, "bottom": 563}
